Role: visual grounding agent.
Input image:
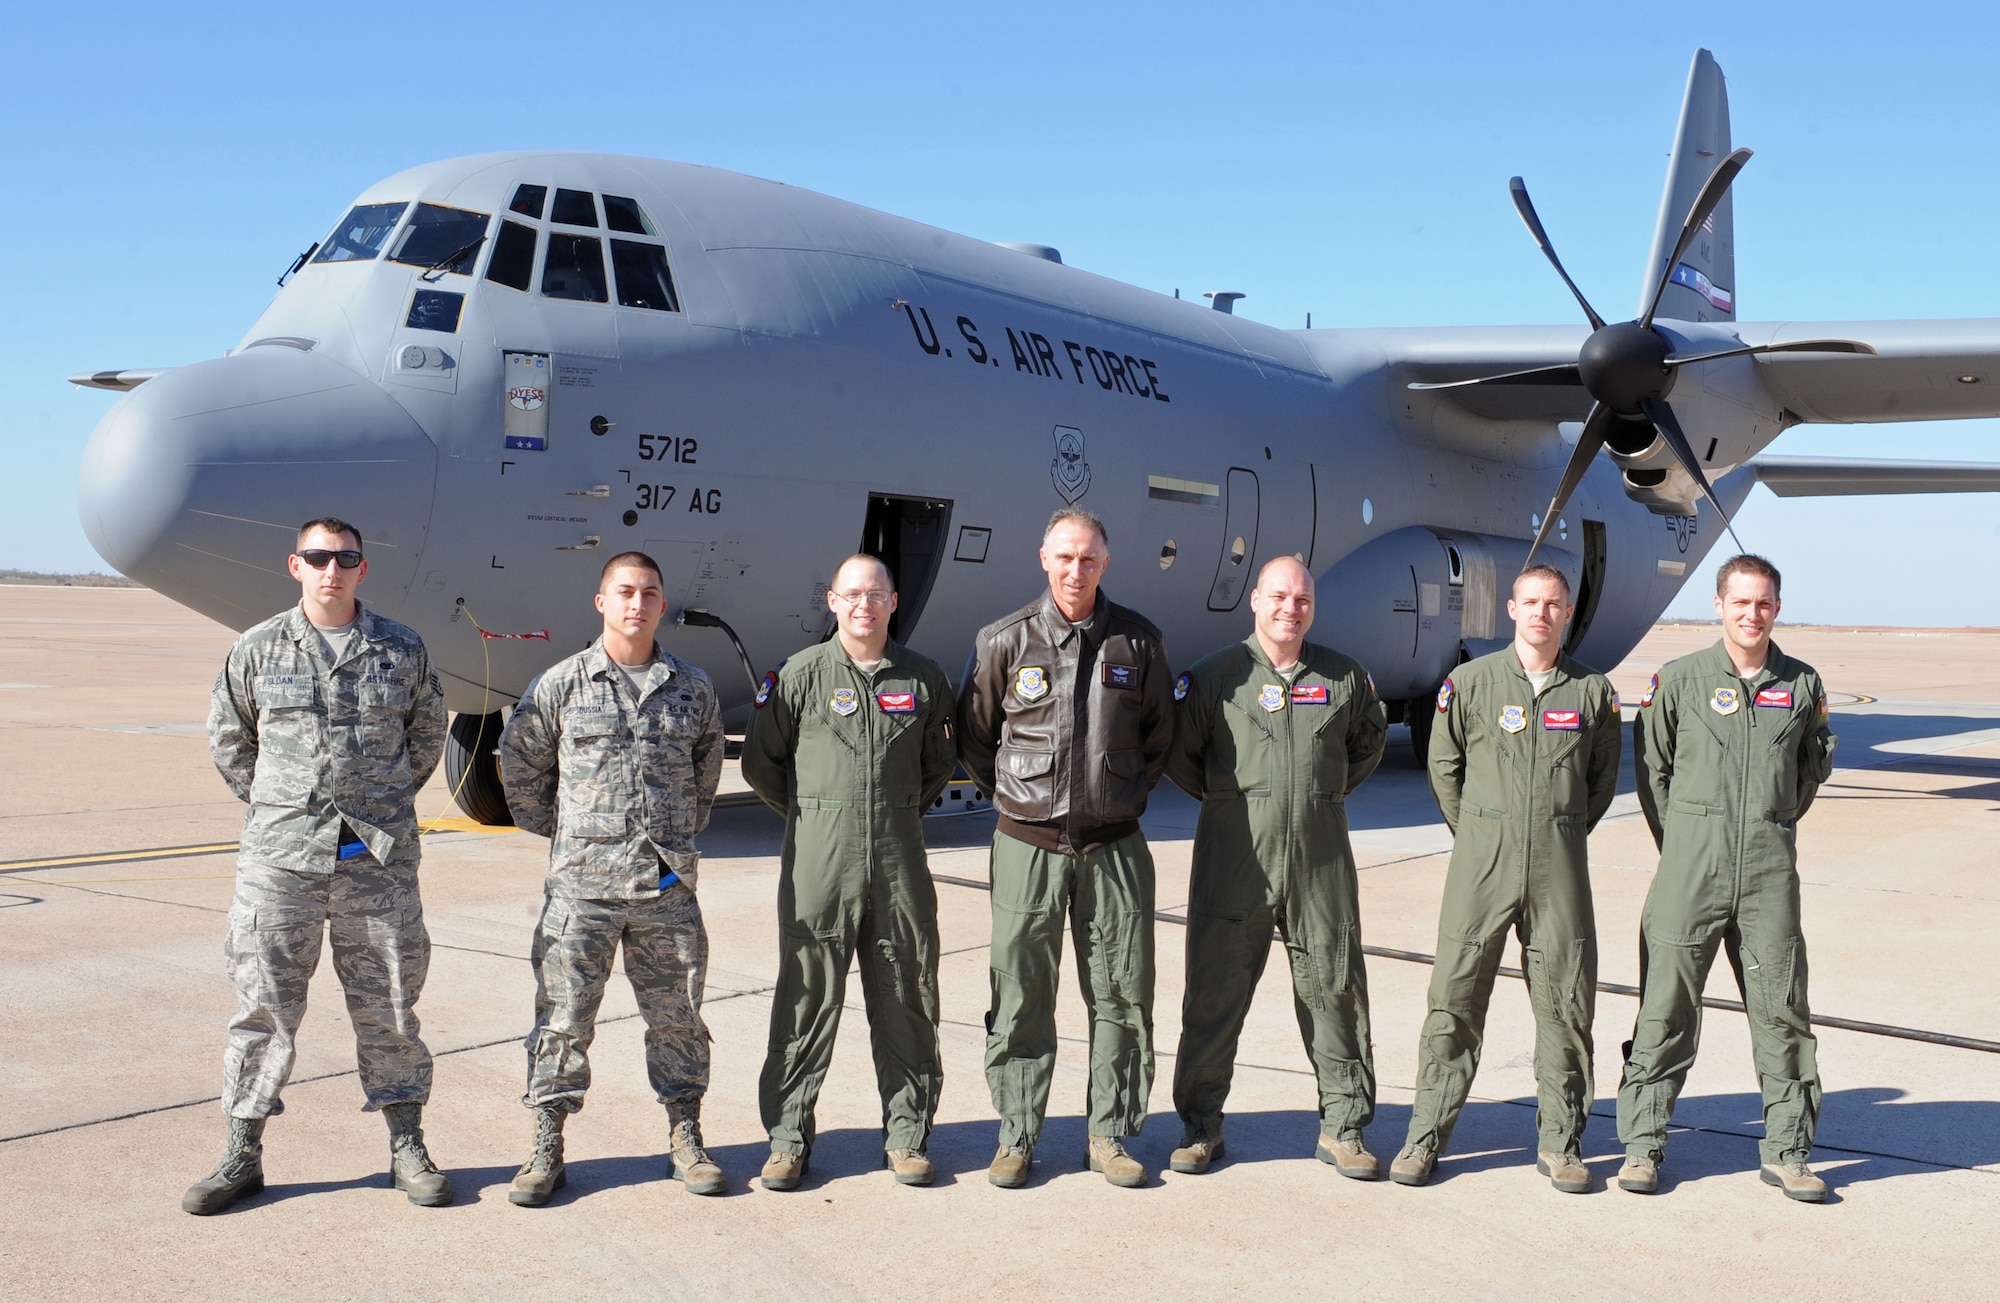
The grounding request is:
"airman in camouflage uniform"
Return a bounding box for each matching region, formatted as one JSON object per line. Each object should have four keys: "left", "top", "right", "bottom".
{"left": 742, "top": 555, "right": 958, "bottom": 1190}
{"left": 186, "top": 517, "right": 451, "bottom": 1216}
{"left": 498, "top": 550, "right": 728, "bottom": 1203}
{"left": 1616, "top": 555, "right": 1839, "bottom": 1202}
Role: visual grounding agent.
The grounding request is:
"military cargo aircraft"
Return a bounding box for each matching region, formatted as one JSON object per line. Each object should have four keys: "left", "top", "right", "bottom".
{"left": 72, "top": 49, "right": 2000, "bottom": 823}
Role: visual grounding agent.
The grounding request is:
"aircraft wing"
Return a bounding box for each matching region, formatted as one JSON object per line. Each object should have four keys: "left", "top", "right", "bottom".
{"left": 1751, "top": 455, "right": 2000, "bottom": 496}
{"left": 1750, "top": 320, "right": 2000, "bottom": 423}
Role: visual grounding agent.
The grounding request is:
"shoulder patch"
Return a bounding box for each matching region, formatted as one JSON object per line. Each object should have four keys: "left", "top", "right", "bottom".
{"left": 1609, "top": 690, "right": 1620, "bottom": 712}
{"left": 1436, "top": 679, "right": 1454, "bottom": 713}
{"left": 1640, "top": 673, "right": 1658, "bottom": 708}
{"left": 754, "top": 670, "right": 778, "bottom": 708}
{"left": 1174, "top": 671, "right": 1191, "bottom": 702}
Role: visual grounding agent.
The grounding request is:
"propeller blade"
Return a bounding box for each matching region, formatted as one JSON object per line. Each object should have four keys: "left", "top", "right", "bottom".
{"left": 1407, "top": 364, "right": 1582, "bottom": 391}
{"left": 1510, "top": 177, "right": 1607, "bottom": 332}
{"left": 1639, "top": 396, "right": 1746, "bottom": 555}
{"left": 1525, "top": 403, "right": 1612, "bottom": 565}
{"left": 1640, "top": 147, "right": 1753, "bottom": 329}
{"left": 1664, "top": 338, "right": 1877, "bottom": 368}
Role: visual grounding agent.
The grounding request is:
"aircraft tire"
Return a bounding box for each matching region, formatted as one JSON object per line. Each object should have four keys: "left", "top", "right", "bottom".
{"left": 1407, "top": 699, "right": 1434, "bottom": 768}
{"left": 445, "top": 710, "right": 514, "bottom": 826}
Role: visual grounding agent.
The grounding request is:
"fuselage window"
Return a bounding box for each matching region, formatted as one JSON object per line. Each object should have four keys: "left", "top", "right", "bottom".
{"left": 389, "top": 204, "right": 491, "bottom": 275}
{"left": 485, "top": 220, "right": 538, "bottom": 292}
{"left": 551, "top": 188, "right": 598, "bottom": 227}
{"left": 311, "top": 202, "right": 408, "bottom": 263}
{"left": 509, "top": 184, "right": 547, "bottom": 220}
{"left": 610, "top": 240, "right": 681, "bottom": 312}
{"left": 405, "top": 289, "right": 464, "bottom": 333}
{"left": 603, "top": 195, "right": 656, "bottom": 235}
{"left": 543, "top": 234, "right": 608, "bottom": 302}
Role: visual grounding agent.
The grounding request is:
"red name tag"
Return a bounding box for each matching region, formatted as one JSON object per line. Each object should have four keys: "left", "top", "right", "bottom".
{"left": 1755, "top": 688, "right": 1793, "bottom": 709}
{"left": 1289, "top": 684, "right": 1328, "bottom": 705}
{"left": 1543, "top": 709, "right": 1581, "bottom": 731}
{"left": 876, "top": 692, "right": 916, "bottom": 714}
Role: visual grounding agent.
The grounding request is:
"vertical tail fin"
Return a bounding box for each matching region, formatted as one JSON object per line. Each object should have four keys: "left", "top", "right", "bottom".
{"left": 1640, "top": 49, "right": 1736, "bottom": 323}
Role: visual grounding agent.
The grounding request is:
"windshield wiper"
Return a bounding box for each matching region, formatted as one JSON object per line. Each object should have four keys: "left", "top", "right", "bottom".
{"left": 419, "top": 235, "right": 486, "bottom": 283}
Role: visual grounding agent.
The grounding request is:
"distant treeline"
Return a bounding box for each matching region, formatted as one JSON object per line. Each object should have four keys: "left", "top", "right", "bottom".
{"left": 0, "top": 569, "right": 140, "bottom": 587}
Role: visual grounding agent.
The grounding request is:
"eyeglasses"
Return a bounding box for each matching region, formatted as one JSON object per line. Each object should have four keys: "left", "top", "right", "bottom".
{"left": 831, "top": 589, "right": 893, "bottom": 607}
{"left": 295, "top": 549, "right": 363, "bottom": 570}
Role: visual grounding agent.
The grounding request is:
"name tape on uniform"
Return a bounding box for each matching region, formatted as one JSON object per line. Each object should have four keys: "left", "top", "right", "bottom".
{"left": 1543, "top": 709, "right": 1581, "bottom": 731}
{"left": 1290, "top": 684, "right": 1328, "bottom": 705}
{"left": 1101, "top": 662, "right": 1138, "bottom": 689}
{"left": 876, "top": 691, "right": 916, "bottom": 713}
{"left": 1755, "top": 687, "right": 1793, "bottom": 709}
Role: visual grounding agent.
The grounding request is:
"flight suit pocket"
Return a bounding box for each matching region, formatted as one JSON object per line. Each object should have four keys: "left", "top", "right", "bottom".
{"left": 1546, "top": 735, "right": 1587, "bottom": 815}
{"left": 1291, "top": 925, "right": 1354, "bottom": 1012}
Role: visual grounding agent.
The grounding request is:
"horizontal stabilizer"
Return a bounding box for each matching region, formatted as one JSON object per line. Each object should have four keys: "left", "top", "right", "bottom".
{"left": 69, "top": 369, "right": 168, "bottom": 392}
{"left": 1752, "top": 455, "right": 2000, "bottom": 496}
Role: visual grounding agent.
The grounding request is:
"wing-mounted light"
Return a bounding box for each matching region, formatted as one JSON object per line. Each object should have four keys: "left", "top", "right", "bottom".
{"left": 69, "top": 369, "right": 170, "bottom": 393}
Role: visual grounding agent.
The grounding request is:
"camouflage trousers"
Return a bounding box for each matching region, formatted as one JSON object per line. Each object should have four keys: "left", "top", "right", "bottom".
{"left": 223, "top": 858, "right": 433, "bottom": 1119}
{"left": 525, "top": 884, "right": 711, "bottom": 1114}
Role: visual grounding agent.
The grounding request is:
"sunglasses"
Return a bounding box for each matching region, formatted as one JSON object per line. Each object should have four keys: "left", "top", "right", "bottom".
{"left": 295, "top": 549, "right": 364, "bottom": 570}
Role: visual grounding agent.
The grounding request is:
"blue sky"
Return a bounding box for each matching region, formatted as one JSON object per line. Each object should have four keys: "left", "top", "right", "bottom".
{"left": 4, "top": 2, "right": 1995, "bottom": 623}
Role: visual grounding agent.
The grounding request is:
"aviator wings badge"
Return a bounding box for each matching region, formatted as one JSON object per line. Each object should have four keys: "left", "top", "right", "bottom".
{"left": 1050, "top": 425, "right": 1092, "bottom": 504}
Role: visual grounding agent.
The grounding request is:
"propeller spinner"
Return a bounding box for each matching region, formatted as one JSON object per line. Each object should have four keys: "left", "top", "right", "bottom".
{"left": 1412, "top": 148, "right": 1874, "bottom": 563}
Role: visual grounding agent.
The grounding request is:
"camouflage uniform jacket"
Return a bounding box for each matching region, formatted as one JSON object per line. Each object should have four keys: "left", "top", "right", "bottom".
{"left": 208, "top": 602, "right": 447, "bottom": 872}
{"left": 499, "top": 639, "right": 723, "bottom": 899}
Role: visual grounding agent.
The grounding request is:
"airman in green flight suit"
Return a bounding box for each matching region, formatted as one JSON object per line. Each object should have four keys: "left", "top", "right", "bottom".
{"left": 1617, "top": 554, "right": 1838, "bottom": 1202}
{"left": 1392, "top": 564, "right": 1621, "bottom": 1194}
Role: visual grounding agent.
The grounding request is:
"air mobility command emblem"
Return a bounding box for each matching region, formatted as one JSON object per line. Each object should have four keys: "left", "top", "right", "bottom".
{"left": 755, "top": 670, "right": 778, "bottom": 708}
{"left": 1436, "top": 679, "right": 1454, "bottom": 712}
{"left": 1259, "top": 683, "right": 1285, "bottom": 713}
{"left": 830, "top": 687, "right": 859, "bottom": 716}
{"left": 1499, "top": 704, "right": 1527, "bottom": 733}
{"left": 1174, "top": 672, "right": 1191, "bottom": 701}
{"left": 1015, "top": 666, "right": 1049, "bottom": 702}
{"left": 1711, "top": 686, "right": 1740, "bottom": 716}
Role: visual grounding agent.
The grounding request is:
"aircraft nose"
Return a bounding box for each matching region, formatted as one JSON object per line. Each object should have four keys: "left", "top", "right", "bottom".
{"left": 77, "top": 346, "right": 438, "bottom": 629}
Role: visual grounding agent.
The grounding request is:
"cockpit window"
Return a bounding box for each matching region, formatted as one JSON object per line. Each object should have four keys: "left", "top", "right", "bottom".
{"left": 509, "top": 184, "right": 547, "bottom": 220}
{"left": 389, "top": 204, "right": 491, "bottom": 275}
{"left": 603, "top": 195, "right": 656, "bottom": 235}
{"left": 485, "top": 220, "right": 538, "bottom": 292}
{"left": 610, "top": 240, "right": 680, "bottom": 311}
{"left": 312, "top": 202, "right": 408, "bottom": 263}
{"left": 542, "top": 234, "right": 608, "bottom": 302}
{"left": 551, "top": 188, "right": 598, "bottom": 227}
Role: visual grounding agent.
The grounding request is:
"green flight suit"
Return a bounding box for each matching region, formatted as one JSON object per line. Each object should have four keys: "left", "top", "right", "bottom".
{"left": 741, "top": 639, "right": 958, "bottom": 1157}
{"left": 1617, "top": 640, "right": 1837, "bottom": 1165}
{"left": 1166, "top": 638, "right": 1388, "bottom": 1144}
{"left": 1407, "top": 647, "right": 1621, "bottom": 1156}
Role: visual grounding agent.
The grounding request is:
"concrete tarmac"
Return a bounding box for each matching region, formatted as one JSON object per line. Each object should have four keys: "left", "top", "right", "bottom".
{"left": 2, "top": 586, "right": 1996, "bottom": 1301}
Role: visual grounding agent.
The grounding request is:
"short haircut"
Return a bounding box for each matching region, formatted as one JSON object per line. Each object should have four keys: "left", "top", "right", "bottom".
{"left": 1513, "top": 563, "right": 1572, "bottom": 601}
{"left": 297, "top": 517, "right": 363, "bottom": 553}
{"left": 1254, "top": 554, "right": 1314, "bottom": 592}
{"left": 599, "top": 550, "right": 664, "bottom": 588}
{"left": 1716, "top": 553, "right": 1782, "bottom": 597}
{"left": 1044, "top": 507, "right": 1109, "bottom": 547}
{"left": 832, "top": 553, "right": 894, "bottom": 591}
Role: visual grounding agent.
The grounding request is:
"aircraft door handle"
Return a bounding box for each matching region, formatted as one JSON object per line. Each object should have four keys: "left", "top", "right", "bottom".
{"left": 555, "top": 535, "right": 602, "bottom": 551}
{"left": 566, "top": 485, "right": 610, "bottom": 497}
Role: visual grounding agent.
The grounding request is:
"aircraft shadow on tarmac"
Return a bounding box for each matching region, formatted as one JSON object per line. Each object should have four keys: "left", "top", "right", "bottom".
{"left": 1825, "top": 711, "right": 2000, "bottom": 803}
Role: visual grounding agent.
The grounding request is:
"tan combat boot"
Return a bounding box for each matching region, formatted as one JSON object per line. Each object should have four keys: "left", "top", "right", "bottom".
{"left": 1168, "top": 1135, "right": 1224, "bottom": 1175}
{"left": 668, "top": 1117, "right": 727, "bottom": 1195}
{"left": 1536, "top": 1150, "right": 1592, "bottom": 1194}
{"left": 1086, "top": 1135, "right": 1148, "bottom": 1188}
{"left": 182, "top": 1116, "right": 265, "bottom": 1215}
{"left": 988, "top": 1143, "right": 1032, "bottom": 1189}
{"left": 509, "top": 1106, "right": 567, "bottom": 1207}
{"left": 383, "top": 1102, "right": 453, "bottom": 1207}
{"left": 1317, "top": 1134, "right": 1381, "bottom": 1181}
{"left": 886, "top": 1148, "right": 934, "bottom": 1186}
{"left": 1389, "top": 1143, "right": 1437, "bottom": 1187}
{"left": 1760, "top": 1159, "right": 1827, "bottom": 1203}
{"left": 1618, "top": 1153, "right": 1660, "bottom": 1194}
{"left": 761, "top": 1151, "right": 807, "bottom": 1191}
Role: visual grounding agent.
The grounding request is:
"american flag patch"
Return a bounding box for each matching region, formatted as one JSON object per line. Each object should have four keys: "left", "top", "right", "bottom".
{"left": 1543, "top": 709, "right": 1581, "bottom": 731}
{"left": 1755, "top": 688, "right": 1793, "bottom": 709}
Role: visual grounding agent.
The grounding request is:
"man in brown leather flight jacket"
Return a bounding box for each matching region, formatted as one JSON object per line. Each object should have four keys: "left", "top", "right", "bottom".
{"left": 958, "top": 508, "right": 1175, "bottom": 1189}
